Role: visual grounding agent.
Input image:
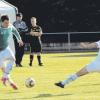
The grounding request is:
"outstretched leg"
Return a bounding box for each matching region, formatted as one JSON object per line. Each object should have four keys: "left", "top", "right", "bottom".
{"left": 55, "top": 66, "right": 90, "bottom": 88}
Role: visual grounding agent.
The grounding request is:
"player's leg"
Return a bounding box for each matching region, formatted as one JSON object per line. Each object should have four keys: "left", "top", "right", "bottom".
{"left": 55, "top": 59, "right": 100, "bottom": 88}
{"left": 2, "top": 59, "right": 14, "bottom": 84}
{"left": 1, "top": 66, "right": 5, "bottom": 73}
{"left": 15, "top": 41, "right": 20, "bottom": 67}
{"left": 36, "top": 41, "right": 43, "bottom": 66}
{"left": 1, "top": 47, "right": 18, "bottom": 89}
{"left": 37, "top": 52, "right": 43, "bottom": 66}
{"left": 0, "top": 48, "right": 8, "bottom": 82}
{"left": 29, "top": 53, "right": 34, "bottom": 66}
{"left": 18, "top": 44, "right": 25, "bottom": 67}
{"left": 55, "top": 66, "right": 89, "bottom": 88}
{"left": 4, "top": 59, "right": 18, "bottom": 90}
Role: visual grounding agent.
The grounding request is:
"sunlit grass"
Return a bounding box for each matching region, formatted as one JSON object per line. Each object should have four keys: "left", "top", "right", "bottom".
{"left": 0, "top": 52, "right": 100, "bottom": 100}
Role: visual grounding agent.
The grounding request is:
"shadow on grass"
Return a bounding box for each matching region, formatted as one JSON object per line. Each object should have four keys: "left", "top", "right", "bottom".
{"left": 6, "top": 91, "right": 20, "bottom": 94}
{"left": 51, "top": 54, "right": 97, "bottom": 58}
{"left": 5, "top": 93, "right": 73, "bottom": 100}
{"left": 33, "top": 93, "right": 72, "bottom": 98}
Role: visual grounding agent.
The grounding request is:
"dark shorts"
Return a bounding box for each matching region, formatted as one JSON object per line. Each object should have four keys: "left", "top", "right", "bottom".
{"left": 30, "top": 43, "right": 42, "bottom": 53}
{"left": 30, "top": 36, "right": 42, "bottom": 53}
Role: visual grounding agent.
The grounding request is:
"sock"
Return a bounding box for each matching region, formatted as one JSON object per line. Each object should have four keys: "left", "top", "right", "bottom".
{"left": 30, "top": 55, "right": 33, "bottom": 64}
{"left": 37, "top": 55, "right": 42, "bottom": 64}
{"left": 3, "top": 73, "right": 13, "bottom": 83}
{"left": 62, "top": 74, "right": 78, "bottom": 85}
{"left": 3, "top": 73, "right": 9, "bottom": 78}
{"left": 4, "top": 61, "right": 14, "bottom": 76}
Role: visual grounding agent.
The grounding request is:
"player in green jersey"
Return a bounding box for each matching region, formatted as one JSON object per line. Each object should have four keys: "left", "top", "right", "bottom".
{"left": 0, "top": 15, "right": 23, "bottom": 90}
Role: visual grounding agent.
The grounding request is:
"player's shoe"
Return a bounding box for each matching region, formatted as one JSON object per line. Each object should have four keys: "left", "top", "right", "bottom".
{"left": 16, "top": 64, "right": 19, "bottom": 67}
{"left": 10, "top": 82, "right": 18, "bottom": 90}
{"left": 16, "top": 64, "right": 23, "bottom": 67}
{"left": 1, "top": 77, "right": 8, "bottom": 86}
{"left": 39, "top": 63, "right": 43, "bottom": 66}
{"left": 8, "top": 77, "right": 18, "bottom": 90}
{"left": 19, "top": 64, "right": 23, "bottom": 67}
{"left": 1, "top": 76, "right": 18, "bottom": 90}
{"left": 29, "top": 63, "right": 32, "bottom": 66}
{"left": 55, "top": 82, "right": 64, "bottom": 88}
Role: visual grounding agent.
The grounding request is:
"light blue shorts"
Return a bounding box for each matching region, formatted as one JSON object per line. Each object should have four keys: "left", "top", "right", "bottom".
{"left": 0, "top": 46, "right": 15, "bottom": 67}
{"left": 86, "top": 58, "right": 100, "bottom": 72}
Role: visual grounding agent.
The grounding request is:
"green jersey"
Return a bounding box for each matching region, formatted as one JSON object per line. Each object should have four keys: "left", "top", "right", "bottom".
{"left": 0, "top": 25, "right": 21, "bottom": 50}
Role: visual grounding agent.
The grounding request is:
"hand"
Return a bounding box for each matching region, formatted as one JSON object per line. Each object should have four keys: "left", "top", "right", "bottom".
{"left": 30, "top": 32, "right": 40, "bottom": 36}
{"left": 30, "top": 32, "right": 34, "bottom": 36}
{"left": 34, "top": 32, "right": 42, "bottom": 37}
{"left": 18, "top": 40, "right": 24, "bottom": 47}
{"left": 34, "top": 32, "right": 40, "bottom": 36}
{"left": 80, "top": 42, "right": 87, "bottom": 48}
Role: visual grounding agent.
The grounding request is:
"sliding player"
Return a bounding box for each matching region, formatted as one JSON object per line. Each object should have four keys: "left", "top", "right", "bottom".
{"left": 55, "top": 41, "right": 100, "bottom": 88}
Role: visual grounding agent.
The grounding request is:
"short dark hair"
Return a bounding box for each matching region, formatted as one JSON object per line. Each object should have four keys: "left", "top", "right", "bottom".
{"left": 16, "top": 13, "right": 23, "bottom": 17}
{"left": 1, "top": 15, "right": 9, "bottom": 22}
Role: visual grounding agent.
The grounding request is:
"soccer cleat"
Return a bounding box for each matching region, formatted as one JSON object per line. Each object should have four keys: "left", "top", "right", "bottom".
{"left": 39, "top": 63, "right": 43, "bottom": 66}
{"left": 16, "top": 64, "right": 23, "bottom": 67}
{"left": 16, "top": 64, "right": 19, "bottom": 67}
{"left": 1, "top": 76, "right": 18, "bottom": 90}
{"left": 8, "top": 77, "right": 18, "bottom": 90}
{"left": 19, "top": 64, "right": 23, "bottom": 67}
{"left": 10, "top": 83, "right": 18, "bottom": 90}
{"left": 1, "top": 77, "right": 8, "bottom": 86}
{"left": 55, "top": 82, "right": 64, "bottom": 88}
{"left": 29, "top": 63, "right": 32, "bottom": 66}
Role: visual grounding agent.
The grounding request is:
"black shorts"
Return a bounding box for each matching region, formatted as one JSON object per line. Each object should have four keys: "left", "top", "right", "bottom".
{"left": 30, "top": 36, "right": 42, "bottom": 53}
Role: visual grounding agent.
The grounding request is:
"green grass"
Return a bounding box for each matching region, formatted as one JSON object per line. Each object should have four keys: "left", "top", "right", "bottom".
{"left": 0, "top": 52, "right": 100, "bottom": 100}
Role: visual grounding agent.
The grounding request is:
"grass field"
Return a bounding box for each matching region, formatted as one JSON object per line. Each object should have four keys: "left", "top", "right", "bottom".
{"left": 0, "top": 52, "right": 100, "bottom": 100}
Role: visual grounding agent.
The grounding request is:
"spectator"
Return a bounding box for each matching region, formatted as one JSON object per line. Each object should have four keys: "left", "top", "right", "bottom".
{"left": 13, "top": 13, "right": 28, "bottom": 67}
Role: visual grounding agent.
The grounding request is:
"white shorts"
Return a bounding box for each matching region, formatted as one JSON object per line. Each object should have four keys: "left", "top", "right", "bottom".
{"left": 0, "top": 46, "right": 15, "bottom": 67}
{"left": 86, "top": 58, "right": 100, "bottom": 72}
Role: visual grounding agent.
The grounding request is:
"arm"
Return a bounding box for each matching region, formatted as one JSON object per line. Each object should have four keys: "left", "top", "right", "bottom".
{"left": 33, "top": 31, "right": 42, "bottom": 37}
{"left": 80, "top": 42, "right": 98, "bottom": 49}
{"left": 13, "top": 21, "right": 28, "bottom": 33}
{"left": 12, "top": 25, "right": 21, "bottom": 41}
{"left": 34, "top": 26, "right": 43, "bottom": 37}
{"left": 12, "top": 25, "right": 23, "bottom": 46}
{"left": 30, "top": 28, "right": 43, "bottom": 37}
{"left": 21, "top": 21, "right": 28, "bottom": 32}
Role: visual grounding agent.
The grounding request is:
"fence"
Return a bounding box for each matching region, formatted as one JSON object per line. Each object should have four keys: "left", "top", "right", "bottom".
{"left": 25, "top": 32, "right": 100, "bottom": 53}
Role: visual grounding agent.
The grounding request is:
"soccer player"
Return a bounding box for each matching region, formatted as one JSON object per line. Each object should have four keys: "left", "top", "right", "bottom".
{"left": 0, "top": 15, "right": 23, "bottom": 90}
{"left": 55, "top": 41, "right": 100, "bottom": 88}
{"left": 29, "top": 17, "right": 43, "bottom": 66}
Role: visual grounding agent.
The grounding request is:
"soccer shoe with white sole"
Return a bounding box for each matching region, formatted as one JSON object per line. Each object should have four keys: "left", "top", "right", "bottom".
{"left": 55, "top": 82, "right": 64, "bottom": 88}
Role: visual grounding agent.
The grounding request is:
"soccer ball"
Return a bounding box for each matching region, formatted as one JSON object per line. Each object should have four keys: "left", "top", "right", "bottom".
{"left": 25, "top": 77, "right": 35, "bottom": 88}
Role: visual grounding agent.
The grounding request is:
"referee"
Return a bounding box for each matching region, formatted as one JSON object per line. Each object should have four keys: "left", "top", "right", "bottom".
{"left": 29, "top": 17, "right": 43, "bottom": 66}
{"left": 13, "top": 13, "right": 28, "bottom": 67}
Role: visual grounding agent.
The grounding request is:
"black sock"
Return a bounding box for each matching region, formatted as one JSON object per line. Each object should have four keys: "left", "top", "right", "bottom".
{"left": 30, "top": 55, "right": 33, "bottom": 64}
{"left": 37, "top": 55, "right": 42, "bottom": 64}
